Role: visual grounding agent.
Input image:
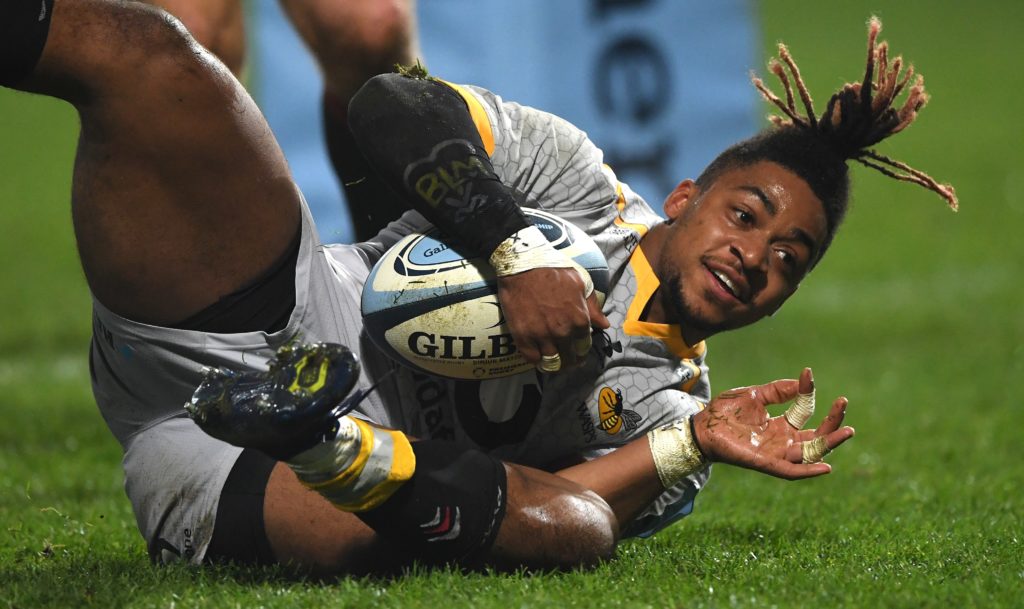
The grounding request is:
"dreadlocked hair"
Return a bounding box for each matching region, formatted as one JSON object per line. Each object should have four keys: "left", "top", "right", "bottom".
{"left": 696, "top": 17, "right": 957, "bottom": 264}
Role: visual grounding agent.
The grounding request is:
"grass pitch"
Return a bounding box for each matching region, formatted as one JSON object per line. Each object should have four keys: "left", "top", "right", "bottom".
{"left": 1, "top": 1, "right": 1022, "bottom": 607}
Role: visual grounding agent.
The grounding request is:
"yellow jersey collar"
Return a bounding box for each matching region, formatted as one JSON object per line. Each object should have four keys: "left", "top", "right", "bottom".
{"left": 622, "top": 244, "right": 706, "bottom": 360}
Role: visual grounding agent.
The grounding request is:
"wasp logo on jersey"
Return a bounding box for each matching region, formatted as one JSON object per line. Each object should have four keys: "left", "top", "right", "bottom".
{"left": 598, "top": 387, "right": 642, "bottom": 435}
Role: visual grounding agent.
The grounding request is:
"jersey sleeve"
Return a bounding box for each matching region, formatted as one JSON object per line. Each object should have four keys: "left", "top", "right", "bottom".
{"left": 352, "top": 209, "right": 433, "bottom": 266}
{"left": 450, "top": 83, "right": 622, "bottom": 223}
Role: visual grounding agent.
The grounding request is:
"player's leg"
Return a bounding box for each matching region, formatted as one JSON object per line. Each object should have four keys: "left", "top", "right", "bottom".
{"left": 279, "top": 0, "right": 419, "bottom": 240}
{"left": 9, "top": 0, "right": 300, "bottom": 325}
{"left": 261, "top": 458, "right": 617, "bottom": 573}
{"left": 207, "top": 455, "right": 617, "bottom": 574}
{"left": 282, "top": 0, "right": 420, "bottom": 100}
{"left": 143, "top": 0, "right": 246, "bottom": 75}
{"left": 188, "top": 342, "right": 616, "bottom": 572}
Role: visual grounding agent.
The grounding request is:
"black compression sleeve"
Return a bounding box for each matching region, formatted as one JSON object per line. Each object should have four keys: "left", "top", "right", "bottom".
{"left": 348, "top": 73, "right": 530, "bottom": 256}
{"left": 1, "top": 0, "right": 55, "bottom": 87}
{"left": 356, "top": 440, "right": 508, "bottom": 566}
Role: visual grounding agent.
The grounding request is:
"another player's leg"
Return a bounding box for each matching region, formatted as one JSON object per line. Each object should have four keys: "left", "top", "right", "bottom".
{"left": 7, "top": 0, "right": 300, "bottom": 325}
{"left": 280, "top": 0, "right": 419, "bottom": 240}
{"left": 188, "top": 342, "right": 618, "bottom": 572}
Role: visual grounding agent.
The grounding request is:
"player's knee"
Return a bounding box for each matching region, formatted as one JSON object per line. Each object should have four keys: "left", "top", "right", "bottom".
{"left": 80, "top": 5, "right": 203, "bottom": 96}
{"left": 285, "top": 0, "right": 415, "bottom": 79}
{"left": 21, "top": 1, "right": 217, "bottom": 105}
{"left": 127, "top": 5, "right": 223, "bottom": 68}
{"left": 109, "top": 5, "right": 232, "bottom": 101}
{"left": 346, "top": 0, "right": 416, "bottom": 65}
{"left": 121, "top": 5, "right": 194, "bottom": 55}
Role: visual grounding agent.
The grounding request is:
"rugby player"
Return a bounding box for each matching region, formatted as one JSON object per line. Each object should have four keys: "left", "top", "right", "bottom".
{"left": 2, "top": 0, "right": 952, "bottom": 572}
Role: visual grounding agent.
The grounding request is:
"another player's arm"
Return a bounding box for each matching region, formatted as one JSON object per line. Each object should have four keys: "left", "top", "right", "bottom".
{"left": 554, "top": 369, "right": 855, "bottom": 529}
{"left": 348, "top": 73, "right": 609, "bottom": 369}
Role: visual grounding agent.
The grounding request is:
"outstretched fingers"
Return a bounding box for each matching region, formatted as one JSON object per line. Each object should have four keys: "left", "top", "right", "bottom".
{"left": 783, "top": 367, "right": 816, "bottom": 429}
{"left": 798, "top": 367, "right": 813, "bottom": 395}
{"left": 815, "top": 396, "right": 849, "bottom": 436}
{"left": 796, "top": 396, "right": 852, "bottom": 441}
{"left": 786, "top": 399, "right": 855, "bottom": 466}
{"left": 749, "top": 378, "right": 800, "bottom": 407}
{"left": 703, "top": 370, "right": 855, "bottom": 481}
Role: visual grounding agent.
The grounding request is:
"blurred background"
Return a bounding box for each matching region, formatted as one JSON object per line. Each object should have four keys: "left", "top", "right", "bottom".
{"left": 1, "top": 0, "right": 1021, "bottom": 605}
{"left": 254, "top": 0, "right": 759, "bottom": 242}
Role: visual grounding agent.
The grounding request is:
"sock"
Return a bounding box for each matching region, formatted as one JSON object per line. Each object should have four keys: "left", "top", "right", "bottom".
{"left": 287, "top": 416, "right": 508, "bottom": 564}
{"left": 288, "top": 415, "right": 416, "bottom": 511}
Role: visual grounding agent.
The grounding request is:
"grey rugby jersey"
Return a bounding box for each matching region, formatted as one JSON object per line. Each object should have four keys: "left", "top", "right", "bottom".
{"left": 382, "top": 83, "right": 713, "bottom": 528}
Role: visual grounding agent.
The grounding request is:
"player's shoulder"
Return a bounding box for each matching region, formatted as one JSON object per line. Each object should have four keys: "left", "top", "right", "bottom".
{"left": 454, "top": 83, "right": 591, "bottom": 151}
{"left": 608, "top": 172, "right": 663, "bottom": 227}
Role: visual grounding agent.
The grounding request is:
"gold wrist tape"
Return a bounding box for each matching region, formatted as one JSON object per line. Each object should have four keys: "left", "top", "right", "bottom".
{"left": 801, "top": 435, "right": 830, "bottom": 464}
{"left": 489, "top": 226, "right": 594, "bottom": 297}
{"left": 784, "top": 388, "right": 816, "bottom": 429}
{"left": 648, "top": 418, "right": 708, "bottom": 489}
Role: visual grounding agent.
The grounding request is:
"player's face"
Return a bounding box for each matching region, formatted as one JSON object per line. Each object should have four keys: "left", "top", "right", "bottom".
{"left": 655, "top": 161, "right": 827, "bottom": 339}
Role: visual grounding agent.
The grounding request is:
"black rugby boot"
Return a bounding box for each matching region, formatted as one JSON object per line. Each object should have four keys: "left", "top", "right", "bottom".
{"left": 185, "top": 342, "right": 365, "bottom": 460}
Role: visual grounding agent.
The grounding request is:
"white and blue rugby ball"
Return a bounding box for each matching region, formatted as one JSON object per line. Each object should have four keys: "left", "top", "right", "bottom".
{"left": 361, "top": 208, "right": 609, "bottom": 380}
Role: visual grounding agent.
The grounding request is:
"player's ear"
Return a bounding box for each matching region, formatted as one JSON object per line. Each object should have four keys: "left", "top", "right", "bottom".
{"left": 663, "top": 179, "right": 698, "bottom": 221}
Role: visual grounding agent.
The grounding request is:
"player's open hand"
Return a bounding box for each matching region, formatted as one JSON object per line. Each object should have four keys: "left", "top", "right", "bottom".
{"left": 692, "top": 368, "right": 855, "bottom": 480}
{"left": 498, "top": 267, "right": 610, "bottom": 372}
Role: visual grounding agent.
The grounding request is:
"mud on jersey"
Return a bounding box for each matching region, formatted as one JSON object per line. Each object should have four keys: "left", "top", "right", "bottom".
{"left": 386, "top": 83, "right": 713, "bottom": 532}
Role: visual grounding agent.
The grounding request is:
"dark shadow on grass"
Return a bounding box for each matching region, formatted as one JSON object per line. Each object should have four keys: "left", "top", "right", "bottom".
{"left": 11, "top": 522, "right": 812, "bottom": 603}
{"left": 205, "top": 549, "right": 618, "bottom": 587}
{"left": 203, "top": 523, "right": 816, "bottom": 586}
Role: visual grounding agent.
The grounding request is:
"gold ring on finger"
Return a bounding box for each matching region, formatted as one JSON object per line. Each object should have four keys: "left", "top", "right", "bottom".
{"left": 538, "top": 353, "right": 562, "bottom": 372}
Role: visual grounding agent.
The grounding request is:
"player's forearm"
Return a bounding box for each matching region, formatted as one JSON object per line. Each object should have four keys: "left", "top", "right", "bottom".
{"left": 555, "top": 437, "right": 666, "bottom": 530}
{"left": 348, "top": 72, "right": 529, "bottom": 256}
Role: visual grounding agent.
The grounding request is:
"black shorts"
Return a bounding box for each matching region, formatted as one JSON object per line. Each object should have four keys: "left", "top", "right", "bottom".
{"left": 205, "top": 449, "right": 277, "bottom": 565}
